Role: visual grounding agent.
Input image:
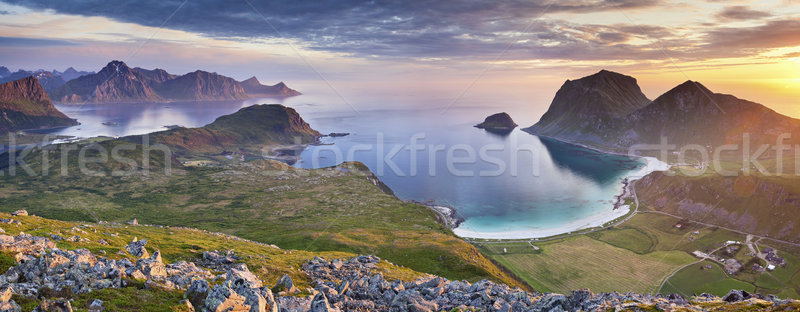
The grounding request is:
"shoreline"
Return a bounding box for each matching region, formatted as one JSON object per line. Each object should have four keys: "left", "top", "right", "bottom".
{"left": 451, "top": 135, "right": 671, "bottom": 239}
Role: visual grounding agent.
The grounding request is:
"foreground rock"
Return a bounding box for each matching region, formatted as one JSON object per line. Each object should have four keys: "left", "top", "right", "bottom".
{"left": 0, "top": 232, "right": 796, "bottom": 312}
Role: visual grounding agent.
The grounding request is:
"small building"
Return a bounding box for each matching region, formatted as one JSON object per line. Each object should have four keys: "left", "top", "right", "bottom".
{"left": 675, "top": 223, "right": 682, "bottom": 229}
{"left": 767, "top": 264, "right": 776, "bottom": 271}
{"left": 693, "top": 231, "right": 700, "bottom": 235}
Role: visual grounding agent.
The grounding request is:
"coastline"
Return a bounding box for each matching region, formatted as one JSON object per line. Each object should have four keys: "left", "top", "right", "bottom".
{"left": 451, "top": 134, "right": 671, "bottom": 239}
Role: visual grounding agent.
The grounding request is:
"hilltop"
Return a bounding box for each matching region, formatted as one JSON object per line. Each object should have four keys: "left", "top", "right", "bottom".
{"left": 0, "top": 77, "right": 78, "bottom": 134}
{"left": 51, "top": 61, "right": 301, "bottom": 104}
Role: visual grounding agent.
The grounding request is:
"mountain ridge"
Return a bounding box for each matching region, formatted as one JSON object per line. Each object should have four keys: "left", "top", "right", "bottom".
{"left": 52, "top": 61, "right": 301, "bottom": 104}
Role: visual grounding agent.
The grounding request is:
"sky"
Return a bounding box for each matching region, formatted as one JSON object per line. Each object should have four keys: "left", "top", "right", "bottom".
{"left": 0, "top": 0, "right": 799, "bottom": 119}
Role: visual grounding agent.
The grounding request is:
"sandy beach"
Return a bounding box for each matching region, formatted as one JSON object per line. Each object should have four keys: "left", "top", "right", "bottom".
{"left": 452, "top": 156, "right": 670, "bottom": 239}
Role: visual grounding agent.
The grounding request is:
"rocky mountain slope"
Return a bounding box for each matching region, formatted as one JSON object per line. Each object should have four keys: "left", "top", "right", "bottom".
{"left": 240, "top": 77, "right": 302, "bottom": 97}
{"left": 0, "top": 77, "right": 78, "bottom": 134}
{"left": 0, "top": 212, "right": 794, "bottom": 311}
{"left": 51, "top": 61, "right": 301, "bottom": 103}
{"left": 133, "top": 67, "right": 177, "bottom": 83}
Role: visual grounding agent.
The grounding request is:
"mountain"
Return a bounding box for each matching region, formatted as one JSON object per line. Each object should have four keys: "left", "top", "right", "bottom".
{"left": 154, "top": 70, "right": 248, "bottom": 101}
{"left": 0, "top": 77, "right": 78, "bottom": 133}
{"left": 475, "top": 112, "right": 517, "bottom": 133}
{"left": 53, "top": 67, "right": 95, "bottom": 81}
{"left": 51, "top": 61, "right": 296, "bottom": 103}
{"left": 240, "top": 76, "right": 301, "bottom": 97}
{"left": 524, "top": 70, "right": 651, "bottom": 149}
{"left": 132, "top": 67, "right": 177, "bottom": 83}
{"left": 50, "top": 60, "right": 163, "bottom": 103}
{"left": 524, "top": 70, "right": 800, "bottom": 152}
{"left": 0, "top": 66, "right": 10, "bottom": 78}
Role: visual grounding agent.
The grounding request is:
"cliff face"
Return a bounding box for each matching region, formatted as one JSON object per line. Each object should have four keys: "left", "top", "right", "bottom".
{"left": 0, "top": 77, "right": 77, "bottom": 133}
{"left": 240, "top": 77, "right": 301, "bottom": 97}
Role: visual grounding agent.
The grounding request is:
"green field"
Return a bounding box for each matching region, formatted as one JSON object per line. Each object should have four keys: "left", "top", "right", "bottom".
{"left": 480, "top": 211, "right": 800, "bottom": 298}
{"left": 661, "top": 261, "right": 755, "bottom": 297}
{"left": 480, "top": 235, "right": 694, "bottom": 293}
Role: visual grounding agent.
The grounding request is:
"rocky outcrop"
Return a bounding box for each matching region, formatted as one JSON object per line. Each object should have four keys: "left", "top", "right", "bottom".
{"left": 0, "top": 231, "right": 794, "bottom": 312}
{"left": 475, "top": 112, "right": 518, "bottom": 133}
{"left": 0, "top": 77, "right": 78, "bottom": 133}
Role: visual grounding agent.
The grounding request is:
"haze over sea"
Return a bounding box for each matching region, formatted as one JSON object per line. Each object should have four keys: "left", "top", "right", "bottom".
{"left": 43, "top": 86, "right": 647, "bottom": 239}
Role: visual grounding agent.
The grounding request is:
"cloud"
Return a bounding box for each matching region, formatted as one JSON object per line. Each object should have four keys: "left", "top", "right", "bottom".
{"left": 0, "top": 0, "right": 664, "bottom": 61}
{"left": 702, "top": 19, "right": 800, "bottom": 51}
{"left": 0, "top": 36, "right": 80, "bottom": 46}
{"left": 715, "top": 5, "right": 771, "bottom": 21}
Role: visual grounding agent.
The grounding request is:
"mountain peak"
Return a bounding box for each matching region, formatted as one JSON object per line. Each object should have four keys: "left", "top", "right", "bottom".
{"left": 99, "top": 60, "right": 132, "bottom": 75}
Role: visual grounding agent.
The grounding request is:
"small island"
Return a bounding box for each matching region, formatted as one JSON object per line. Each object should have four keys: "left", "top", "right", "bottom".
{"left": 475, "top": 112, "right": 518, "bottom": 133}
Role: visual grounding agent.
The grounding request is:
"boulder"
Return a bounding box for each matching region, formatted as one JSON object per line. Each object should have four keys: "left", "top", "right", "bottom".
{"left": 310, "top": 292, "right": 336, "bottom": 312}
{"left": 88, "top": 299, "right": 104, "bottom": 312}
{"left": 0, "top": 286, "right": 17, "bottom": 309}
{"left": 125, "top": 238, "right": 149, "bottom": 259}
{"left": 10, "top": 210, "right": 27, "bottom": 217}
{"left": 272, "top": 274, "right": 298, "bottom": 294}
{"left": 33, "top": 299, "right": 72, "bottom": 312}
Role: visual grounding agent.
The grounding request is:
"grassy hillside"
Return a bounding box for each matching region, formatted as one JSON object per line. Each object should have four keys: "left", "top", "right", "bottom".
{"left": 0, "top": 212, "right": 425, "bottom": 311}
{"left": 636, "top": 172, "right": 800, "bottom": 242}
{"left": 0, "top": 141, "right": 524, "bottom": 290}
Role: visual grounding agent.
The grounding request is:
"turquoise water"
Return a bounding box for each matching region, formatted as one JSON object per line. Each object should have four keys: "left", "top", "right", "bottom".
{"left": 289, "top": 106, "right": 646, "bottom": 238}
{"left": 41, "top": 92, "right": 645, "bottom": 239}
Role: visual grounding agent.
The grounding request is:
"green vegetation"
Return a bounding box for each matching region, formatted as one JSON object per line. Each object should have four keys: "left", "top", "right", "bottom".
{"left": 479, "top": 235, "right": 694, "bottom": 293}
{"left": 0, "top": 212, "right": 426, "bottom": 310}
{"left": 661, "top": 261, "right": 755, "bottom": 297}
{"left": 478, "top": 211, "right": 800, "bottom": 298}
{"left": 0, "top": 155, "right": 522, "bottom": 289}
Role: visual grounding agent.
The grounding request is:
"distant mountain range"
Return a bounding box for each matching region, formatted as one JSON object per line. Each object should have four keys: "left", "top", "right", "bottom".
{"left": 49, "top": 60, "right": 300, "bottom": 104}
{"left": 0, "top": 77, "right": 78, "bottom": 134}
{"left": 524, "top": 70, "right": 800, "bottom": 152}
{"left": 0, "top": 67, "right": 95, "bottom": 93}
